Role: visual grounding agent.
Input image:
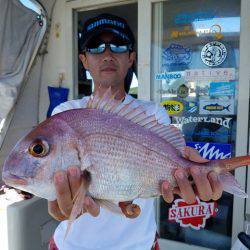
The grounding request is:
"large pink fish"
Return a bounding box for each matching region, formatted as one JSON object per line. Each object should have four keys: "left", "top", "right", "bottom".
{"left": 2, "top": 88, "right": 250, "bottom": 220}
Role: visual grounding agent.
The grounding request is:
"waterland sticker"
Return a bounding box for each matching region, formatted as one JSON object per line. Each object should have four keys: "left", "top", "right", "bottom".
{"left": 186, "top": 141, "right": 232, "bottom": 160}
{"left": 161, "top": 100, "right": 184, "bottom": 115}
{"left": 201, "top": 41, "right": 227, "bottom": 67}
{"left": 168, "top": 197, "right": 217, "bottom": 230}
{"left": 175, "top": 116, "right": 232, "bottom": 129}
{"left": 162, "top": 44, "right": 192, "bottom": 67}
{"left": 199, "top": 98, "right": 235, "bottom": 115}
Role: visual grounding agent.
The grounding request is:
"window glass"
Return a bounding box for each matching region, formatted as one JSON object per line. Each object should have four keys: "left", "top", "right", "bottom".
{"left": 151, "top": 0, "right": 241, "bottom": 249}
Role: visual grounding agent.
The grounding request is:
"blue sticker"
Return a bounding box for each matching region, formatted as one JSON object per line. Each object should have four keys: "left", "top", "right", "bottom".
{"left": 155, "top": 71, "right": 182, "bottom": 81}
{"left": 175, "top": 11, "right": 215, "bottom": 25}
{"left": 185, "top": 102, "right": 198, "bottom": 113}
{"left": 209, "top": 82, "right": 237, "bottom": 97}
{"left": 162, "top": 44, "right": 192, "bottom": 67}
{"left": 186, "top": 141, "right": 231, "bottom": 160}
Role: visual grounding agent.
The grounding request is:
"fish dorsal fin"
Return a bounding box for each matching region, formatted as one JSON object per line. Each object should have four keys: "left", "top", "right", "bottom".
{"left": 87, "top": 87, "right": 185, "bottom": 154}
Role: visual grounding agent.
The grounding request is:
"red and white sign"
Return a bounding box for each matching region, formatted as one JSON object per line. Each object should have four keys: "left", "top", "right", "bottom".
{"left": 168, "top": 197, "right": 218, "bottom": 230}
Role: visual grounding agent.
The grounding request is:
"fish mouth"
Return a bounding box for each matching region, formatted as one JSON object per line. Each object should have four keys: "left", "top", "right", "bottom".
{"left": 2, "top": 173, "right": 28, "bottom": 186}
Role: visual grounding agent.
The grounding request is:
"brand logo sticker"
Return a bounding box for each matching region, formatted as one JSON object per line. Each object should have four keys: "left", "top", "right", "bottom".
{"left": 199, "top": 98, "right": 235, "bottom": 115}
{"left": 175, "top": 116, "right": 232, "bottom": 129}
{"left": 169, "top": 197, "right": 218, "bottom": 230}
{"left": 201, "top": 41, "right": 227, "bottom": 67}
{"left": 161, "top": 100, "right": 184, "bottom": 115}
{"left": 186, "top": 141, "right": 232, "bottom": 160}
{"left": 177, "top": 84, "right": 189, "bottom": 98}
{"left": 209, "top": 82, "right": 237, "bottom": 97}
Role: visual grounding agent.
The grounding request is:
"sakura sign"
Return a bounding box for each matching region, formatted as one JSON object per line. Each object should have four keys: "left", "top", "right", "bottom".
{"left": 168, "top": 197, "right": 218, "bottom": 230}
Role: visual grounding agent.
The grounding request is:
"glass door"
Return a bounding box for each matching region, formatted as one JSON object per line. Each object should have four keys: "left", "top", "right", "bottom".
{"left": 150, "top": 0, "right": 244, "bottom": 249}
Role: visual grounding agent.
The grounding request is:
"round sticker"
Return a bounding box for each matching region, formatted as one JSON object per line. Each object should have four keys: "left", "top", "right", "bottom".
{"left": 160, "top": 100, "right": 184, "bottom": 115}
{"left": 201, "top": 41, "right": 227, "bottom": 67}
{"left": 177, "top": 84, "right": 189, "bottom": 98}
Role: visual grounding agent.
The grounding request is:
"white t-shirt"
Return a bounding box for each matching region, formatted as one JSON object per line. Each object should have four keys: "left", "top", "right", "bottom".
{"left": 52, "top": 94, "right": 170, "bottom": 250}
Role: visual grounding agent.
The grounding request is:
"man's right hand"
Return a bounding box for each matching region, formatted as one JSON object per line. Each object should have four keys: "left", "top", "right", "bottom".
{"left": 48, "top": 166, "right": 100, "bottom": 221}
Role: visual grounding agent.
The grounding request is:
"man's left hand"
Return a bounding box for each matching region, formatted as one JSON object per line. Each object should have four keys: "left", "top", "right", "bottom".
{"left": 161, "top": 147, "right": 223, "bottom": 204}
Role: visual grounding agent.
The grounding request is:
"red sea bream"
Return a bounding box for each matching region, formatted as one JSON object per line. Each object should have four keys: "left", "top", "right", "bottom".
{"left": 2, "top": 89, "right": 250, "bottom": 220}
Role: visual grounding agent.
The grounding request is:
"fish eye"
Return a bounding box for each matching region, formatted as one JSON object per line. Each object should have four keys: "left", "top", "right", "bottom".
{"left": 29, "top": 139, "right": 49, "bottom": 157}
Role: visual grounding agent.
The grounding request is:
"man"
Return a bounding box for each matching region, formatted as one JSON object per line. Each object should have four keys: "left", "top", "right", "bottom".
{"left": 48, "top": 13, "right": 223, "bottom": 250}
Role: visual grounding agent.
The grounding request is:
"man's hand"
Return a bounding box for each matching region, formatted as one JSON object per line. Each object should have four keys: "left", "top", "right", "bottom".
{"left": 161, "top": 147, "right": 223, "bottom": 204}
{"left": 48, "top": 166, "right": 100, "bottom": 221}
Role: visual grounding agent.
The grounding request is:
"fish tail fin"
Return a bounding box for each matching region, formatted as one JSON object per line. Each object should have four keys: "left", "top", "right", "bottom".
{"left": 64, "top": 179, "right": 87, "bottom": 240}
{"left": 219, "top": 172, "right": 248, "bottom": 198}
{"left": 226, "top": 105, "right": 230, "bottom": 111}
{"left": 213, "top": 155, "right": 250, "bottom": 174}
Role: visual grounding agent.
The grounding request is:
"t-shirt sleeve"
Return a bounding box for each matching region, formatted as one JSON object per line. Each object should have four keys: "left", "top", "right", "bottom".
{"left": 154, "top": 103, "right": 171, "bottom": 125}
{"left": 51, "top": 97, "right": 89, "bottom": 116}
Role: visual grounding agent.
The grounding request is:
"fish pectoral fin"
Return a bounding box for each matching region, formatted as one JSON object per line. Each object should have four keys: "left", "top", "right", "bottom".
{"left": 64, "top": 178, "right": 87, "bottom": 240}
{"left": 183, "top": 146, "right": 209, "bottom": 163}
{"left": 95, "top": 199, "right": 122, "bottom": 215}
{"left": 118, "top": 201, "right": 141, "bottom": 219}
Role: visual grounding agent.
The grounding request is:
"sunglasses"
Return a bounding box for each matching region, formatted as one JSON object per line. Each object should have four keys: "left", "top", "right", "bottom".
{"left": 85, "top": 40, "right": 133, "bottom": 54}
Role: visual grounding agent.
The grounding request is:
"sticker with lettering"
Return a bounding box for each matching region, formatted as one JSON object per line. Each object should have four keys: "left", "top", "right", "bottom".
{"left": 186, "top": 141, "right": 232, "bottom": 160}
{"left": 209, "top": 82, "right": 237, "bottom": 97}
{"left": 161, "top": 100, "right": 184, "bottom": 115}
{"left": 175, "top": 116, "right": 232, "bottom": 129}
{"left": 201, "top": 41, "right": 227, "bottom": 67}
{"left": 162, "top": 44, "right": 192, "bottom": 67}
{"left": 155, "top": 71, "right": 183, "bottom": 81}
{"left": 199, "top": 98, "right": 235, "bottom": 115}
{"left": 171, "top": 24, "right": 223, "bottom": 40}
{"left": 168, "top": 197, "right": 218, "bottom": 230}
{"left": 174, "top": 11, "right": 215, "bottom": 25}
{"left": 185, "top": 68, "right": 235, "bottom": 82}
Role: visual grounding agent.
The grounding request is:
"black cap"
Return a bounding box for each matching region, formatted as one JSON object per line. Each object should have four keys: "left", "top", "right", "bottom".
{"left": 81, "top": 13, "right": 135, "bottom": 49}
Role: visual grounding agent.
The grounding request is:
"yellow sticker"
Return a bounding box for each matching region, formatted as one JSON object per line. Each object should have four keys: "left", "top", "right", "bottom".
{"left": 161, "top": 100, "right": 184, "bottom": 115}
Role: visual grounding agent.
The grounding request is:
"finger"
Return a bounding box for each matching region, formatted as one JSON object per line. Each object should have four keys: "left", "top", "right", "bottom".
{"left": 48, "top": 200, "right": 67, "bottom": 221}
{"left": 83, "top": 196, "right": 100, "bottom": 217}
{"left": 175, "top": 169, "right": 196, "bottom": 204}
{"left": 208, "top": 171, "right": 223, "bottom": 200}
{"left": 183, "top": 147, "right": 209, "bottom": 163}
{"left": 67, "top": 166, "right": 81, "bottom": 199}
{"left": 161, "top": 181, "right": 174, "bottom": 203}
{"left": 54, "top": 171, "right": 73, "bottom": 218}
{"left": 190, "top": 166, "right": 213, "bottom": 201}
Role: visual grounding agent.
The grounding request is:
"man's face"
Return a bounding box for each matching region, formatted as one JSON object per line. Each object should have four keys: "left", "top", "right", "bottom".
{"left": 79, "top": 32, "right": 136, "bottom": 91}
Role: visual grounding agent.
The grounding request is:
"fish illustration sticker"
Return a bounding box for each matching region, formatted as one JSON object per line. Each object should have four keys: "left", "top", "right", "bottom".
{"left": 161, "top": 100, "right": 184, "bottom": 115}
{"left": 199, "top": 98, "right": 235, "bottom": 115}
{"left": 201, "top": 41, "right": 227, "bottom": 67}
{"left": 162, "top": 44, "right": 192, "bottom": 67}
{"left": 168, "top": 197, "right": 218, "bottom": 230}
